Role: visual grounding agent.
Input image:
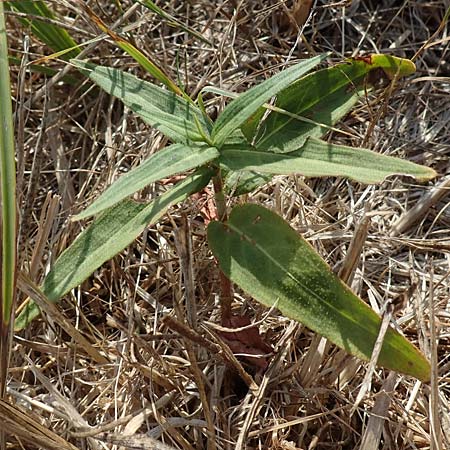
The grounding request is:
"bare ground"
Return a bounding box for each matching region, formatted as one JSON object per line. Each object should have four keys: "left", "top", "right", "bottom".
{"left": 4, "top": 1, "right": 450, "bottom": 449}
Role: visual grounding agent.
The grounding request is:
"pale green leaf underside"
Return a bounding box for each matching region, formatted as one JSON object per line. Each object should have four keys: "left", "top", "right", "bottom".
{"left": 219, "top": 137, "right": 436, "bottom": 184}
{"left": 71, "top": 60, "right": 209, "bottom": 143}
{"left": 75, "top": 144, "right": 219, "bottom": 220}
{"left": 207, "top": 204, "right": 430, "bottom": 381}
{"left": 211, "top": 53, "right": 330, "bottom": 147}
{"left": 15, "top": 168, "right": 213, "bottom": 330}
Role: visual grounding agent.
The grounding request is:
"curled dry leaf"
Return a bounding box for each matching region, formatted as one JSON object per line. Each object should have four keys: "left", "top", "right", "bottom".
{"left": 219, "top": 315, "right": 273, "bottom": 370}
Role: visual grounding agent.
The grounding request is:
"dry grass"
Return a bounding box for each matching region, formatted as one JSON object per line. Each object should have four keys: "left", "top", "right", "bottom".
{"left": 5, "top": 0, "right": 450, "bottom": 449}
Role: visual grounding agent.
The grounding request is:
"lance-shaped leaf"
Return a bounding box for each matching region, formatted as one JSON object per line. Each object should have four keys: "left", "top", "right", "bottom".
{"left": 252, "top": 55, "right": 416, "bottom": 153}
{"left": 74, "top": 143, "right": 219, "bottom": 220}
{"left": 71, "top": 61, "right": 210, "bottom": 143}
{"left": 211, "top": 53, "right": 329, "bottom": 147}
{"left": 0, "top": 1, "right": 17, "bottom": 395}
{"left": 15, "top": 168, "right": 213, "bottom": 330}
{"left": 208, "top": 204, "right": 431, "bottom": 381}
{"left": 219, "top": 137, "right": 436, "bottom": 184}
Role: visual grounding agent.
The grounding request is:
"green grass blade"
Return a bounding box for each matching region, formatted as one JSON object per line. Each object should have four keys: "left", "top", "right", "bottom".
{"left": 0, "top": 1, "right": 17, "bottom": 395}
{"left": 211, "top": 54, "right": 329, "bottom": 147}
{"left": 15, "top": 168, "right": 213, "bottom": 330}
{"left": 74, "top": 144, "right": 219, "bottom": 220}
{"left": 72, "top": 60, "right": 210, "bottom": 143}
{"left": 207, "top": 204, "right": 431, "bottom": 381}
{"left": 6, "top": 1, "right": 80, "bottom": 59}
{"left": 84, "top": 4, "right": 189, "bottom": 100}
{"left": 219, "top": 137, "right": 436, "bottom": 184}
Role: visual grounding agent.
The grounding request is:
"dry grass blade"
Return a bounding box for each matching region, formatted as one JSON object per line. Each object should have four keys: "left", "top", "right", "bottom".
{"left": 428, "top": 266, "right": 443, "bottom": 449}
{"left": 17, "top": 272, "right": 108, "bottom": 365}
{"left": 0, "top": 399, "right": 78, "bottom": 450}
{"left": 391, "top": 176, "right": 450, "bottom": 236}
{"left": 97, "top": 432, "right": 177, "bottom": 450}
{"left": 358, "top": 372, "right": 397, "bottom": 450}
{"left": 338, "top": 215, "right": 370, "bottom": 284}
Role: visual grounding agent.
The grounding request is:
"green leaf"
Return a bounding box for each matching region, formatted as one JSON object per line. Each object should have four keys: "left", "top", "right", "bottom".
{"left": 211, "top": 54, "right": 329, "bottom": 147}
{"left": 369, "top": 54, "right": 415, "bottom": 78}
{"left": 253, "top": 62, "right": 368, "bottom": 152}
{"left": 219, "top": 137, "right": 436, "bottom": 184}
{"left": 74, "top": 143, "right": 219, "bottom": 220}
{"left": 71, "top": 61, "right": 210, "bottom": 143}
{"left": 227, "top": 55, "right": 422, "bottom": 196}
{"left": 254, "top": 55, "right": 416, "bottom": 153}
{"left": 207, "top": 204, "right": 431, "bottom": 381}
{"left": 15, "top": 168, "right": 213, "bottom": 330}
{"left": 6, "top": 1, "right": 80, "bottom": 59}
{"left": 82, "top": 3, "right": 187, "bottom": 99}
{"left": 0, "top": 2, "right": 17, "bottom": 328}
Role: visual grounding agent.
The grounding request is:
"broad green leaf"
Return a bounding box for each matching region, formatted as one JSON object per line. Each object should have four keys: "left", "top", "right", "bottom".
{"left": 219, "top": 137, "right": 436, "bottom": 184}
{"left": 6, "top": 1, "right": 80, "bottom": 59}
{"left": 211, "top": 53, "right": 329, "bottom": 147}
{"left": 207, "top": 204, "right": 431, "bottom": 381}
{"left": 71, "top": 61, "right": 210, "bottom": 143}
{"left": 74, "top": 143, "right": 219, "bottom": 220}
{"left": 15, "top": 168, "right": 213, "bottom": 330}
{"left": 254, "top": 55, "right": 416, "bottom": 153}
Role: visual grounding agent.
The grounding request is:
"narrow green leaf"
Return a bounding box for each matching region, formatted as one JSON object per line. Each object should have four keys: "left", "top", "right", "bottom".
{"left": 219, "top": 137, "right": 436, "bottom": 184}
{"left": 211, "top": 54, "right": 329, "bottom": 147}
{"left": 74, "top": 144, "right": 219, "bottom": 220}
{"left": 72, "top": 60, "right": 210, "bottom": 143}
{"left": 15, "top": 168, "right": 213, "bottom": 330}
{"left": 6, "top": 1, "right": 80, "bottom": 59}
{"left": 0, "top": 2, "right": 17, "bottom": 325}
{"left": 0, "top": 0, "right": 17, "bottom": 395}
{"left": 106, "top": 34, "right": 186, "bottom": 99}
{"left": 207, "top": 204, "right": 431, "bottom": 381}
{"left": 83, "top": 4, "right": 189, "bottom": 100}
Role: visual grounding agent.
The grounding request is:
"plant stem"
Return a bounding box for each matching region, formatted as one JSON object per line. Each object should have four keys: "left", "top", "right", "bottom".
{"left": 212, "top": 171, "right": 233, "bottom": 323}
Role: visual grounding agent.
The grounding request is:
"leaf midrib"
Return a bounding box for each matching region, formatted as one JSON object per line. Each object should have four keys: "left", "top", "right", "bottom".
{"left": 226, "top": 221, "right": 379, "bottom": 341}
